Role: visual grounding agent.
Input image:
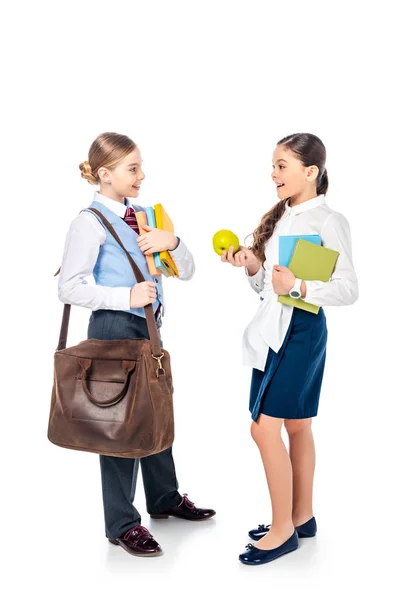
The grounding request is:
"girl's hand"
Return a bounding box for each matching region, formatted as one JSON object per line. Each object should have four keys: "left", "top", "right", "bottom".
{"left": 137, "top": 224, "right": 178, "bottom": 255}
{"left": 130, "top": 281, "right": 157, "bottom": 308}
{"left": 272, "top": 265, "right": 296, "bottom": 295}
{"left": 221, "top": 245, "right": 261, "bottom": 273}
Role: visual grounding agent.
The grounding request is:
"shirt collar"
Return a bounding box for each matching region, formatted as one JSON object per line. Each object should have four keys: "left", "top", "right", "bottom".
{"left": 284, "top": 194, "right": 326, "bottom": 216}
{"left": 93, "top": 190, "right": 129, "bottom": 218}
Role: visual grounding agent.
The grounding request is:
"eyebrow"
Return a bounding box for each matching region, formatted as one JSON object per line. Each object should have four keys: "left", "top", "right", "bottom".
{"left": 127, "top": 163, "right": 140, "bottom": 167}
{"left": 273, "top": 159, "right": 288, "bottom": 164}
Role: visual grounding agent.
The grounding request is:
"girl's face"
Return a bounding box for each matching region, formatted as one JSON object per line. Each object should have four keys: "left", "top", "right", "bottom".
{"left": 98, "top": 148, "right": 145, "bottom": 201}
{"left": 271, "top": 145, "right": 318, "bottom": 203}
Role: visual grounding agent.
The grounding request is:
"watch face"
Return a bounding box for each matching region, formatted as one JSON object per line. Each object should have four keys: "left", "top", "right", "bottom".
{"left": 290, "top": 291, "right": 301, "bottom": 298}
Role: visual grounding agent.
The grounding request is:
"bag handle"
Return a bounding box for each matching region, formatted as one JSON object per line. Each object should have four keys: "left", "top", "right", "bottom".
{"left": 78, "top": 358, "right": 136, "bottom": 408}
{"left": 56, "top": 208, "right": 163, "bottom": 361}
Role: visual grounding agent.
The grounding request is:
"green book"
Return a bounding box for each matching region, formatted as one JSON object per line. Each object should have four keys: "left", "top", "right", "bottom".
{"left": 278, "top": 238, "right": 340, "bottom": 314}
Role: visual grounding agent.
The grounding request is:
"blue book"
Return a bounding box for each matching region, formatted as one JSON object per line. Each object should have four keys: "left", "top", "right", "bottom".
{"left": 144, "top": 206, "right": 171, "bottom": 277}
{"left": 279, "top": 234, "right": 321, "bottom": 267}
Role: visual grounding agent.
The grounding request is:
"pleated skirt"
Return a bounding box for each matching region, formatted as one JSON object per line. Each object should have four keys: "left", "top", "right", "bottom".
{"left": 249, "top": 307, "right": 328, "bottom": 421}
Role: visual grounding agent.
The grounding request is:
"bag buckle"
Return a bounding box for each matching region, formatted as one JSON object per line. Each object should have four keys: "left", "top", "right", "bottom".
{"left": 152, "top": 353, "right": 165, "bottom": 377}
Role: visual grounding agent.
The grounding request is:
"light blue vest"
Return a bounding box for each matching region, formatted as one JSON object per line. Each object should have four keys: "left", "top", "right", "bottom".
{"left": 81, "top": 200, "right": 165, "bottom": 319}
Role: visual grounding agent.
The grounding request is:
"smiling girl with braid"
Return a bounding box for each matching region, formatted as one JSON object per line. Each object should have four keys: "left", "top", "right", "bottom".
{"left": 221, "top": 132, "right": 358, "bottom": 566}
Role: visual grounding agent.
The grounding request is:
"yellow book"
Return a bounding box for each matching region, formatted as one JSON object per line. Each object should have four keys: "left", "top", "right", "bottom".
{"left": 135, "top": 211, "right": 161, "bottom": 276}
{"left": 154, "top": 204, "right": 179, "bottom": 277}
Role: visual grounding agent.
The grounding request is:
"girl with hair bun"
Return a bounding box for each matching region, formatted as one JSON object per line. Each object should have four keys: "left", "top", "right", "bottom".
{"left": 221, "top": 133, "right": 359, "bottom": 565}
{"left": 58, "top": 132, "right": 215, "bottom": 558}
{"left": 79, "top": 160, "right": 99, "bottom": 185}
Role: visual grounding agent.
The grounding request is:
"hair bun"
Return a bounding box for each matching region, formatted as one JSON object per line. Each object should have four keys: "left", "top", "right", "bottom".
{"left": 79, "top": 160, "right": 98, "bottom": 185}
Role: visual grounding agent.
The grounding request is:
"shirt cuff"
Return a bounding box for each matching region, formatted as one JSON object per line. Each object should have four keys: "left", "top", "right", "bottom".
{"left": 245, "top": 265, "right": 265, "bottom": 292}
{"left": 302, "top": 280, "right": 318, "bottom": 305}
{"left": 169, "top": 236, "right": 187, "bottom": 260}
{"left": 110, "top": 287, "right": 132, "bottom": 311}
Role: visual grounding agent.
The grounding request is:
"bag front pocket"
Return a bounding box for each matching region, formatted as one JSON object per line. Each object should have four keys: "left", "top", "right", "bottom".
{"left": 71, "top": 358, "right": 137, "bottom": 423}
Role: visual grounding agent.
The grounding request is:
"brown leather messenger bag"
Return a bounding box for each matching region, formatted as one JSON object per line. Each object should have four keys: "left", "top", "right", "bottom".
{"left": 48, "top": 208, "right": 174, "bottom": 458}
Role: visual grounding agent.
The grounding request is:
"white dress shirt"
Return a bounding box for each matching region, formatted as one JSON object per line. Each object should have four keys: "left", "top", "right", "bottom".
{"left": 243, "top": 194, "right": 359, "bottom": 371}
{"left": 58, "top": 191, "right": 195, "bottom": 312}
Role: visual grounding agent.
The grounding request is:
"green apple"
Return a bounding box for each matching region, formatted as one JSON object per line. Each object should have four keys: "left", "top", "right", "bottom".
{"left": 212, "top": 229, "right": 240, "bottom": 255}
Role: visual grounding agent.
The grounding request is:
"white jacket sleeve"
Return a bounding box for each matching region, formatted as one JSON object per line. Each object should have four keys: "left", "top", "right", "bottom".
{"left": 169, "top": 238, "right": 195, "bottom": 280}
{"left": 245, "top": 265, "right": 265, "bottom": 294}
{"left": 303, "top": 212, "right": 359, "bottom": 307}
{"left": 58, "top": 213, "right": 131, "bottom": 310}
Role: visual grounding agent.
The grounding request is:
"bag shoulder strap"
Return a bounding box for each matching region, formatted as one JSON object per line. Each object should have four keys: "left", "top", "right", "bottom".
{"left": 56, "top": 208, "right": 162, "bottom": 356}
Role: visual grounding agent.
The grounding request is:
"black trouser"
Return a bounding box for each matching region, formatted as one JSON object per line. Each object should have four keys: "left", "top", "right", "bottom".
{"left": 87, "top": 309, "right": 181, "bottom": 539}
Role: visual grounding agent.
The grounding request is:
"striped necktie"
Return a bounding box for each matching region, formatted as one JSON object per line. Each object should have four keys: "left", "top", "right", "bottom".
{"left": 124, "top": 207, "right": 140, "bottom": 234}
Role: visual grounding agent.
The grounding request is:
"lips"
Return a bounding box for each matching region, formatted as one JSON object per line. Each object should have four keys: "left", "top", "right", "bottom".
{"left": 276, "top": 183, "right": 284, "bottom": 188}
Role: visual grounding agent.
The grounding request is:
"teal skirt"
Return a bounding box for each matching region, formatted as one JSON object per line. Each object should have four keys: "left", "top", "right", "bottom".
{"left": 249, "top": 307, "right": 328, "bottom": 421}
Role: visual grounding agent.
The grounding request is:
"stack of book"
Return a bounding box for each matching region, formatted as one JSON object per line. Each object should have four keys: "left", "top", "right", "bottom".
{"left": 278, "top": 235, "right": 340, "bottom": 314}
{"left": 135, "top": 204, "right": 179, "bottom": 277}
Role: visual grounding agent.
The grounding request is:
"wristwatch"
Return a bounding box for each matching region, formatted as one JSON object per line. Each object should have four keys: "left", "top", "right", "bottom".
{"left": 289, "top": 278, "right": 302, "bottom": 299}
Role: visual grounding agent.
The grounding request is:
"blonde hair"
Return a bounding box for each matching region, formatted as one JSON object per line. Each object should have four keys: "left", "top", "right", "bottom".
{"left": 79, "top": 132, "right": 137, "bottom": 185}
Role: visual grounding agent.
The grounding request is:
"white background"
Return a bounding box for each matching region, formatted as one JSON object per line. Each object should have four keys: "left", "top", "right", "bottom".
{"left": 2, "top": 1, "right": 399, "bottom": 598}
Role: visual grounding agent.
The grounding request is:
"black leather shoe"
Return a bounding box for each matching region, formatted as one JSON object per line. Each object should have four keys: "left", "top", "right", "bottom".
{"left": 108, "top": 525, "right": 163, "bottom": 557}
{"left": 150, "top": 493, "right": 216, "bottom": 521}
{"left": 239, "top": 531, "right": 299, "bottom": 565}
{"left": 249, "top": 517, "right": 317, "bottom": 541}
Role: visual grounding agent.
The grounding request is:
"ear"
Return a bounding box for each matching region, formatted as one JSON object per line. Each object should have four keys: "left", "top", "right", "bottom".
{"left": 306, "top": 165, "right": 319, "bottom": 183}
{"left": 98, "top": 166, "right": 111, "bottom": 184}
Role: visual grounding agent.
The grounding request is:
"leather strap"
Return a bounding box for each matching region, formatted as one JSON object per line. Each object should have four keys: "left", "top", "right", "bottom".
{"left": 56, "top": 208, "right": 162, "bottom": 356}
{"left": 57, "top": 303, "right": 71, "bottom": 351}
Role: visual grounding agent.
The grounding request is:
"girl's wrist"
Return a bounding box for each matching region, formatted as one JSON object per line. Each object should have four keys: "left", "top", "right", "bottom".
{"left": 169, "top": 235, "right": 179, "bottom": 250}
{"left": 247, "top": 261, "right": 261, "bottom": 276}
{"left": 300, "top": 280, "right": 306, "bottom": 298}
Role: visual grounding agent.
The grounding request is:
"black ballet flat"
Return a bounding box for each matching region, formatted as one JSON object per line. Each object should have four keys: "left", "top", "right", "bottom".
{"left": 248, "top": 517, "right": 317, "bottom": 541}
{"left": 239, "top": 531, "right": 299, "bottom": 565}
